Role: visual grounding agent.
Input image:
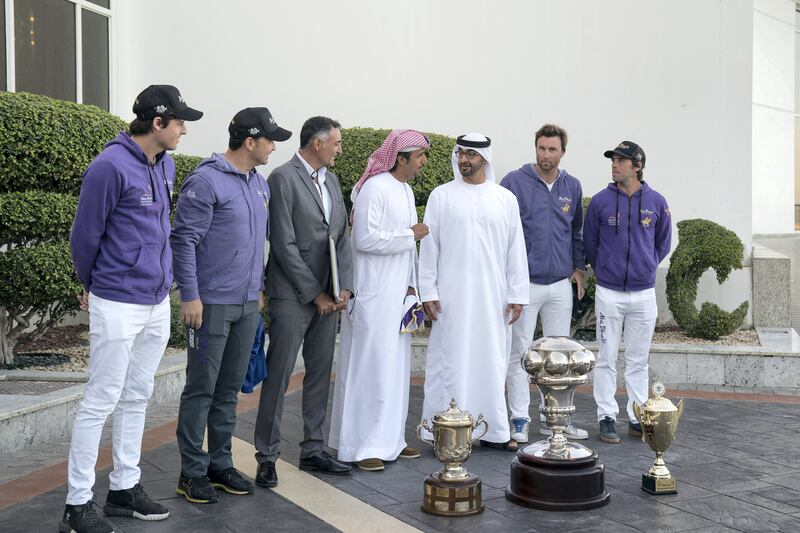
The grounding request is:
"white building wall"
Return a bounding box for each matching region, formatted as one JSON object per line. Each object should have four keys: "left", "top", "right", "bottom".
{"left": 752, "top": 0, "right": 796, "bottom": 235}
{"left": 113, "top": 0, "right": 756, "bottom": 324}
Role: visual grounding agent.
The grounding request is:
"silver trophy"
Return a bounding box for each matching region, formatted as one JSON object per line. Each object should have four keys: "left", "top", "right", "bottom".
{"left": 522, "top": 336, "right": 595, "bottom": 460}
{"left": 505, "top": 336, "right": 610, "bottom": 510}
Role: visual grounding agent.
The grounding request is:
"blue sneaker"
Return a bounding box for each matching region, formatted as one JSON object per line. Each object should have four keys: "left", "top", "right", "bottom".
{"left": 510, "top": 418, "right": 529, "bottom": 443}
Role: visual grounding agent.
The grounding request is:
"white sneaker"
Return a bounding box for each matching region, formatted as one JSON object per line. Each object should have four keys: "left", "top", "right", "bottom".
{"left": 510, "top": 418, "right": 529, "bottom": 443}
{"left": 538, "top": 422, "right": 589, "bottom": 440}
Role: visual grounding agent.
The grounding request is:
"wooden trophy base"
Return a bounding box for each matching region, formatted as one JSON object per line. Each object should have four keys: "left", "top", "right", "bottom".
{"left": 421, "top": 472, "right": 484, "bottom": 517}
{"left": 641, "top": 474, "right": 678, "bottom": 495}
{"left": 505, "top": 446, "right": 611, "bottom": 511}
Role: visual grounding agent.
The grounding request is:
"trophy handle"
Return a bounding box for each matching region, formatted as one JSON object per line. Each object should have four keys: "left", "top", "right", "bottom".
{"left": 633, "top": 401, "right": 642, "bottom": 424}
{"left": 676, "top": 398, "right": 685, "bottom": 419}
{"left": 471, "top": 413, "right": 488, "bottom": 443}
{"left": 417, "top": 419, "right": 434, "bottom": 446}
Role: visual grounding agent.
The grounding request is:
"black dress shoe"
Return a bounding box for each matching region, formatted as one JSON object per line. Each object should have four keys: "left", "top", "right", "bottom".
{"left": 298, "top": 451, "right": 352, "bottom": 475}
{"left": 255, "top": 461, "right": 278, "bottom": 488}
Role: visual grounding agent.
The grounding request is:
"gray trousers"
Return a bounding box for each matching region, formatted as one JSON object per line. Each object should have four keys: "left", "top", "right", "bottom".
{"left": 176, "top": 301, "right": 260, "bottom": 477}
{"left": 254, "top": 297, "right": 337, "bottom": 462}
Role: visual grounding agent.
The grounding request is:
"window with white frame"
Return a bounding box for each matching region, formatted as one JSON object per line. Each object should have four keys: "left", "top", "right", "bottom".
{"left": 5, "top": 0, "right": 111, "bottom": 110}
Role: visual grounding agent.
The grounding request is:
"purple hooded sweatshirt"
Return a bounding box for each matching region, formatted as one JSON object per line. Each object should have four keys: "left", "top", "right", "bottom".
{"left": 170, "top": 153, "right": 269, "bottom": 305}
{"left": 583, "top": 182, "right": 671, "bottom": 292}
{"left": 70, "top": 132, "right": 175, "bottom": 305}
{"left": 501, "top": 165, "right": 584, "bottom": 285}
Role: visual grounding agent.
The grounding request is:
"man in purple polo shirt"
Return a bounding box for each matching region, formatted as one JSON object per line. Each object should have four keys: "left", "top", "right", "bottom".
{"left": 65, "top": 85, "right": 202, "bottom": 533}
{"left": 501, "top": 123, "right": 588, "bottom": 443}
{"left": 583, "top": 140, "right": 671, "bottom": 444}
{"left": 171, "top": 108, "right": 291, "bottom": 504}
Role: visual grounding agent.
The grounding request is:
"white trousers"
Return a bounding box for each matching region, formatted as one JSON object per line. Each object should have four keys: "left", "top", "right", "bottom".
{"left": 507, "top": 279, "right": 572, "bottom": 421}
{"left": 66, "top": 293, "right": 170, "bottom": 505}
{"left": 593, "top": 286, "right": 657, "bottom": 422}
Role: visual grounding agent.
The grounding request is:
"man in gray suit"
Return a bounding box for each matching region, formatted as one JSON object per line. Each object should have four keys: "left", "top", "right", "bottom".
{"left": 254, "top": 116, "right": 354, "bottom": 488}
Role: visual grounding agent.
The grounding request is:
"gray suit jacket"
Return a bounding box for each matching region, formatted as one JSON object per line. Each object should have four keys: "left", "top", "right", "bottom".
{"left": 265, "top": 154, "right": 354, "bottom": 304}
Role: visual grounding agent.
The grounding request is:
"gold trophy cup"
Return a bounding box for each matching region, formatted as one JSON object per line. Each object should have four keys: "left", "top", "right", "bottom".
{"left": 633, "top": 382, "right": 685, "bottom": 495}
{"left": 417, "top": 399, "right": 488, "bottom": 516}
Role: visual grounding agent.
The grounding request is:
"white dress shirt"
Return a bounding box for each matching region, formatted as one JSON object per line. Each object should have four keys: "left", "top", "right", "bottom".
{"left": 297, "top": 152, "right": 332, "bottom": 222}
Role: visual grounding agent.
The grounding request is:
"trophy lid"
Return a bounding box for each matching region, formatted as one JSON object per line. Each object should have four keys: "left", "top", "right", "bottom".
{"left": 530, "top": 336, "right": 585, "bottom": 353}
{"left": 431, "top": 399, "right": 475, "bottom": 427}
{"left": 642, "top": 382, "right": 680, "bottom": 413}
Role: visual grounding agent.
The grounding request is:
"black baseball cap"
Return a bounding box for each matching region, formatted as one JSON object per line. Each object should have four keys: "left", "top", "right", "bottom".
{"left": 229, "top": 107, "right": 292, "bottom": 142}
{"left": 604, "top": 140, "right": 645, "bottom": 168}
{"left": 132, "top": 85, "right": 203, "bottom": 121}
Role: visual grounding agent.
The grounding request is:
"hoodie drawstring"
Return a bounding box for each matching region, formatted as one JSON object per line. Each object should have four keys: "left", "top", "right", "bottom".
{"left": 614, "top": 192, "right": 619, "bottom": 235}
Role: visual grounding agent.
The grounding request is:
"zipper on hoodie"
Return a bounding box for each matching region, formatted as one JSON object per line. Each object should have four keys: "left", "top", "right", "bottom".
{"left": 623, "top": 193, "right": 632, "bottom": 291}
{"left": 154, "top": 161, "right": 169, "bottom": 304}
{"left": 243, "top": 174, "right": 255, "bottom": 305}
{"left": 546, "top": 180, "right": 553, "bottom": 284}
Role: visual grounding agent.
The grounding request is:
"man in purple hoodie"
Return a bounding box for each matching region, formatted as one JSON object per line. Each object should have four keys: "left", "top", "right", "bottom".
{"left": 583, "top": 141, "right": 671, "bottom": 444}
{"left": 501, "top": 124, "right": 588, "bottom": 444}
{"left": 171, "top": 107, "right": 291, "bottom": 504}
{"left": 65, "top": 85, "right": 202, "bottom": 533}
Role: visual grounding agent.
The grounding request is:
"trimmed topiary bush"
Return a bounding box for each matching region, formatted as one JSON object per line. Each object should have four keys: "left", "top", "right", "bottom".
{"left": 0, "top": 190, "right": 80, "bottom": 363}
{"left": 666, "top": 219, "right": 748, "bottom": 340}
{"left": 0, "top": 242, "right": 82, "bottom": 359}
{"left": 0, "top": 191, "right": 77, "bottom": 247}
{"left": 331, "top": 127, "right": 456, "bottom": 211}
{"left": 0, "top": 91, "right": 127, "bottom": 194}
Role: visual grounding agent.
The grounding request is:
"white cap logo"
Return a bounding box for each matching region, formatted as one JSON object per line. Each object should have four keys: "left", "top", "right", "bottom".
{"left": 155, "top": 104, "right": 167, "bottom": 114}
{"left": 269, "top": 117, "right": 276, "bottom": 125}
{"left": 178, "top": 94, "right": 185, "bottom": 104}
{"left": 249, "top": 127, "right": 260, "bottom": 135}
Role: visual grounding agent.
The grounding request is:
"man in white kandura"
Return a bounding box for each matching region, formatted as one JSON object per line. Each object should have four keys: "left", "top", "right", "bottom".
{"left": 419, "top": 132, "right": 529, "bottom": 452}
{"left": 329, "top": 129, "right": 431, "bottom": 472}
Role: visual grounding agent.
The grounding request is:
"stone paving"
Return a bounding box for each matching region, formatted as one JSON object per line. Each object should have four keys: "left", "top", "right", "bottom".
{"left": 1, "top": 382, "right": 799, "bottom": 532}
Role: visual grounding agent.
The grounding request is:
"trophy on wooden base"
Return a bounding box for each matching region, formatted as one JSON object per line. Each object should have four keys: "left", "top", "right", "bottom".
{"left": 417, "top": 399, "right": 487, "bottom": 516}
{"left": 506, "top": 337, "right": 610, "bottom": 511}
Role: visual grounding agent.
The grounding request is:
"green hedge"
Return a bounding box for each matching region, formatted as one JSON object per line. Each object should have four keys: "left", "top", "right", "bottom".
{"left": 0, "top": 91, "right": 127, "bottom": 194}
{"left": 331, "top": 127, "right": 456, "bottom": 211}
{"left": 0, "top": 241, "right": 81, "bottom": 309}
{"left": 173, "top": 153, "right": 203, "bottom": 193}
{"left": 666, "top": 219, "right": 748, "bottom": 339}
{"left": 169, "top": 298, "right": 187, "bottom": 348}
{"left": 0, "top": 191, "right": 77, "bottom": 246}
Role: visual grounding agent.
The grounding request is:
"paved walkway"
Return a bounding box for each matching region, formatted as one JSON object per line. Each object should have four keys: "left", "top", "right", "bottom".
{"left": 1, "top": 375, "right": 799, "bottom": 532}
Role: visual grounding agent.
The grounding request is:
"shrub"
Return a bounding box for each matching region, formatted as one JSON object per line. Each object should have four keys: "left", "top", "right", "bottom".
{"left": 0, "top": 92, "right": 204, "bottom": 364}
{"left": 0, "top": 191, "right": 77, "bottom": 247}
{"left": 173, "top": 153, "right": 203, "bottom": 194}
{"left": 169, "top": 298, "right": 186, "bottom": 349}
{"left": 0, "top": 242, "right": 81, "bottom": 362}
{"left": 666, "top": 219, "right": 748, "bottom": 340}
{"left": 331, "top": 127, "right": 456, "bottom": 211}
{"left": 0, "top": 91, "right": 127, "bottom": 194}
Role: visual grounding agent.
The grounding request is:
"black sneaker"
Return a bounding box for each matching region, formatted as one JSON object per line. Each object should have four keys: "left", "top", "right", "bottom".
{"left": 629, "top": 421, "right": 643, "bottom": 437}
{"left": 208, "top": 467, "right": 255, "bottom": 495}
{"left": 59, "top": 501, "right": 115, "bottom": 533}
{"left": 599, "top": 416, "right": 621, "bottom": 444}
{"left": 176, "top": 474, "right": 219, "bottom": 504}
{"left": 103, "top": 483, "right": 169, "bottom": 521}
